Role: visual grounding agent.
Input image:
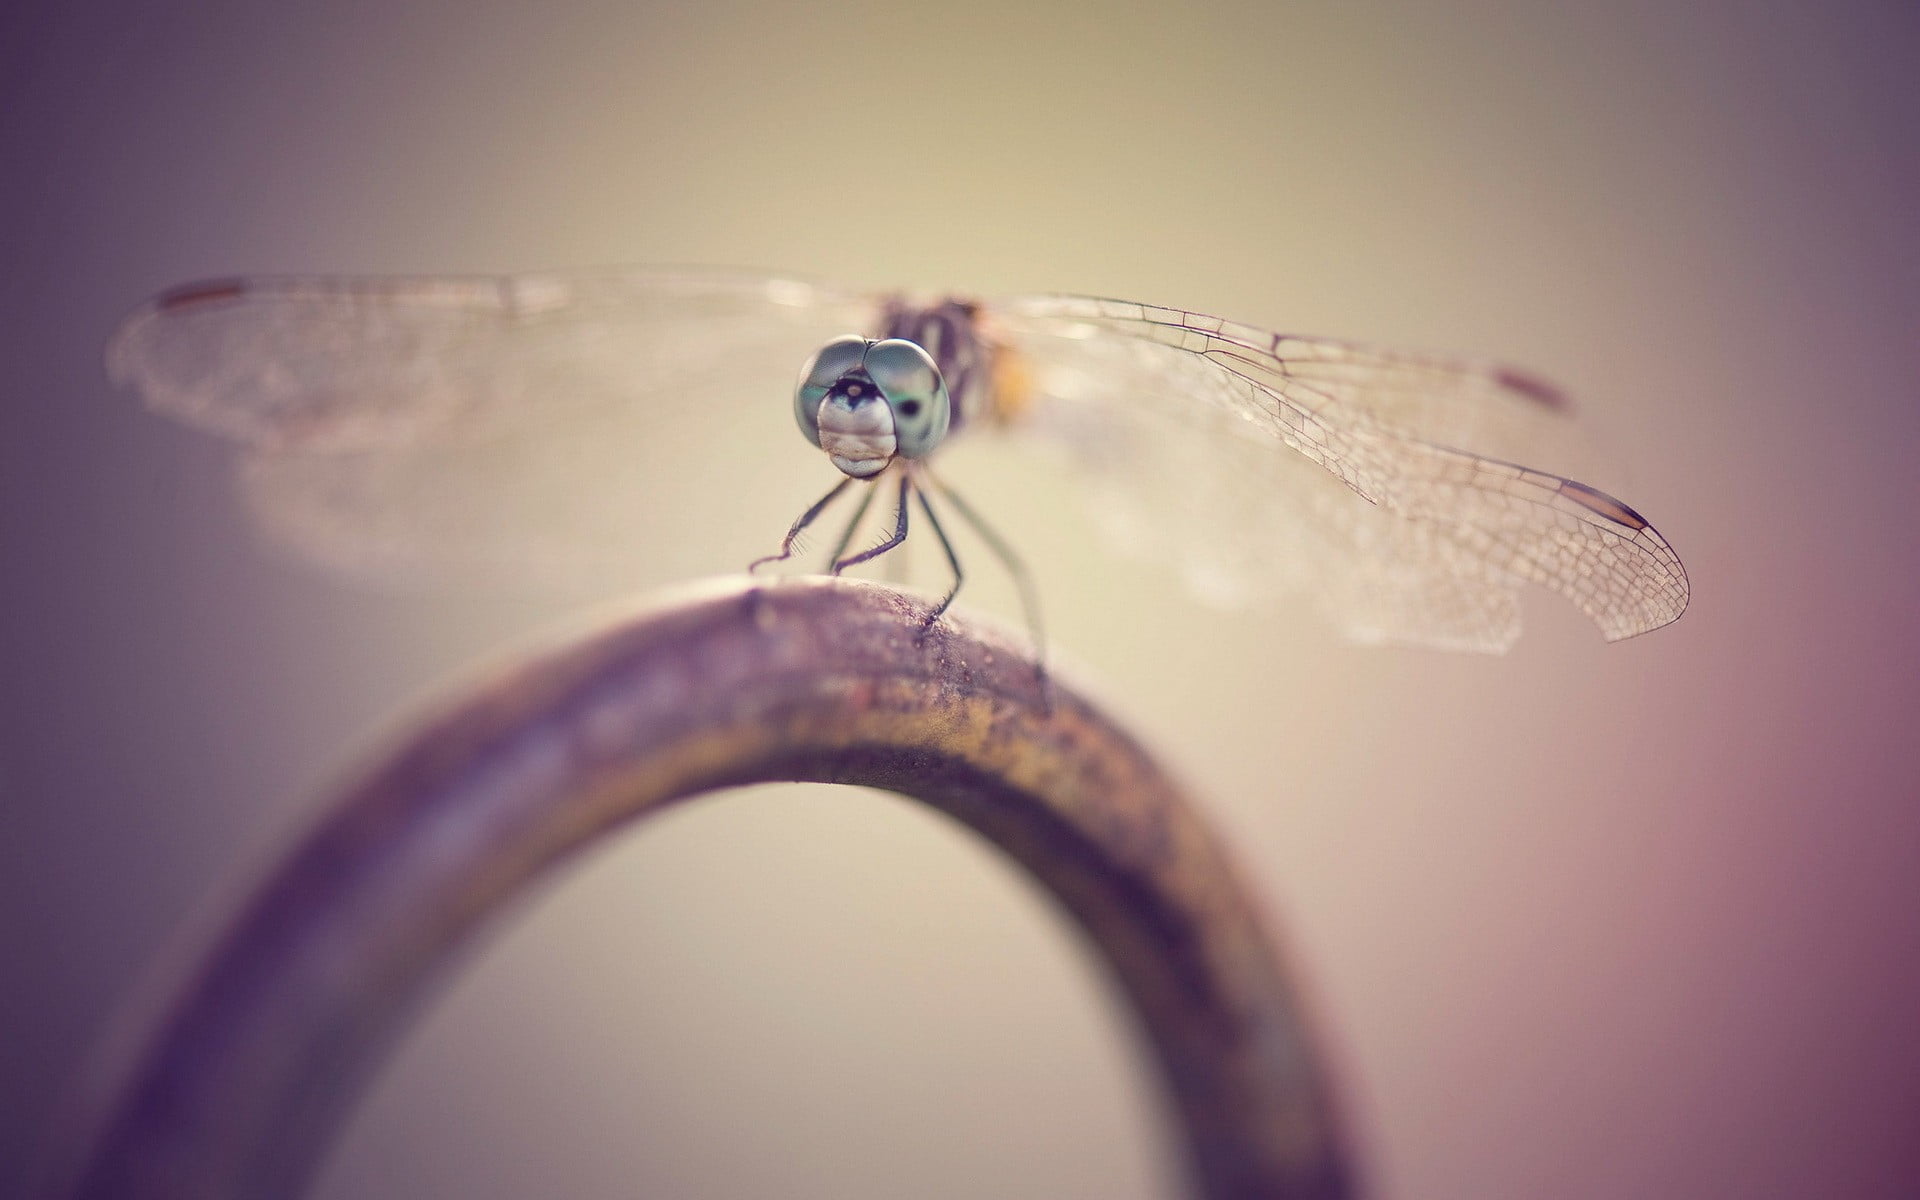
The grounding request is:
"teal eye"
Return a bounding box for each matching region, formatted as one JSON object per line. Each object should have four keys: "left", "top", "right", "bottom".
{"left": 793, "top": 335, "right": 869, "bottom": 448}
{"left": 864, "top": 339, "right": 950, "bottom": 458}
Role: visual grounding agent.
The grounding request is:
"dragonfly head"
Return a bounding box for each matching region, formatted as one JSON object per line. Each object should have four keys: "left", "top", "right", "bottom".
{"left": 795, "top": 336, "right": 951, "bottom": 477}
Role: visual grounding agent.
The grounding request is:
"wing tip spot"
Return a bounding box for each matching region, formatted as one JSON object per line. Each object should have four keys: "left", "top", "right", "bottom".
{"left": 1560, "top": 479, "right": 1649, "bottom": 531}
{"left": 1495, "top": 367, "right": 1572, "bottom": 412}
{"left": 155, "top": 278, "right": 250, "bottom": 312}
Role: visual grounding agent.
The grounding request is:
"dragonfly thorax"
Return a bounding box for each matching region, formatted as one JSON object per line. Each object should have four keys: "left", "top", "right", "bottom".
{"left": 794, "top": 335, "right": 951, "bottom": 477}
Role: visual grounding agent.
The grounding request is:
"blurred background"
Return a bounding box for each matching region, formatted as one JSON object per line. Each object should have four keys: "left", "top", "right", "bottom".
{"left": 4, "top": 1, "right": 1918, "bottom": 1197}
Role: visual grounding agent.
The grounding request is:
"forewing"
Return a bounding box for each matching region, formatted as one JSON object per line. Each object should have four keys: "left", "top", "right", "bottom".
{"left": 109, "top": 269, "right": 887, "bottom": 587}
{"left": 987, "top": 295, "right": 1688, "bottom": 649}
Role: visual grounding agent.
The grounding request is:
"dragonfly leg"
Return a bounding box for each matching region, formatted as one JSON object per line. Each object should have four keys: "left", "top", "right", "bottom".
{"left": 749, "top": 477, "right": 852, "bottom": 573}
{"left": 833, "top": 474, "right": 911, "bottom": 574}
{"left": 822, "top": 480, "right": 880, "bottom": 571}
{"left": 882, "top": 513, "right": 912, "bottom": 586}
{"left": 912, "top": 476, "right": 964, "bottom": 627}
{"left": 923, "top": 468, "right": 1049, "bottom": 700}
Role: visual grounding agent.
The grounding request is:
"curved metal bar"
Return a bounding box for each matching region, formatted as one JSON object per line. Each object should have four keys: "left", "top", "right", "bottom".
{"left": 50, "top": 577, "right": 1356, "bottom": 1200}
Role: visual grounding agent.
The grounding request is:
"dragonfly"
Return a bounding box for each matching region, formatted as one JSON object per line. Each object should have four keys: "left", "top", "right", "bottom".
{"left": 107, "top": 267, "right": 1689, "bottom": 654}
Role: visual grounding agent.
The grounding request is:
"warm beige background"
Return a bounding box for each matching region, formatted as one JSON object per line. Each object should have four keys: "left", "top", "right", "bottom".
{"left": 5, "top": 2, "right": 1918, "bottom": 1197}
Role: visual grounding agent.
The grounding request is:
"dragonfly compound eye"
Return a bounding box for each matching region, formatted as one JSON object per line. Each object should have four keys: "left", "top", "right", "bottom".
{"left": 793, "top": 335, "right": 870, "bottom": 449}
{"left": 863, "top": 338, "right": 951, "bottom": 459}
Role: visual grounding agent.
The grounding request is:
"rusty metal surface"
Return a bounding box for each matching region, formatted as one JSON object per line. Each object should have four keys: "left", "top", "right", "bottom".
{"left": 50, "top": 576, "right": 1356, "bottom": 1199}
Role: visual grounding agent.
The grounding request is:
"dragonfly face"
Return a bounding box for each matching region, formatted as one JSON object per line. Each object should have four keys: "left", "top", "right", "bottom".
{"left": 794, "top": 335, "right": 951, "bottom": 477}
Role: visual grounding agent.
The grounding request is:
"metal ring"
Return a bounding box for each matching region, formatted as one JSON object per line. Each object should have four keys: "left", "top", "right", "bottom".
{"left": 51, "top": 577, "right": 1355, "bottom": 1199}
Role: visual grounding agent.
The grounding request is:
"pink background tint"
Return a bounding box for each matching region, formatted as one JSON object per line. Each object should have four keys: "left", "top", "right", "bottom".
{"left": 4, "top": 2, "right": 1917, "bottom": 1197}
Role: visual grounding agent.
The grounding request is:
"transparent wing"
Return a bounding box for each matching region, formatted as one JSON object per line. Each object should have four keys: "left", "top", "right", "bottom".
{"left": 109, "top": 269, "right": 886, "bottom": 588}
{"left": 985, "top": 294, "right": 1689, "bottom": 651}
{"left": 109, "top": 268, "right": 883, "bottom": 449}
